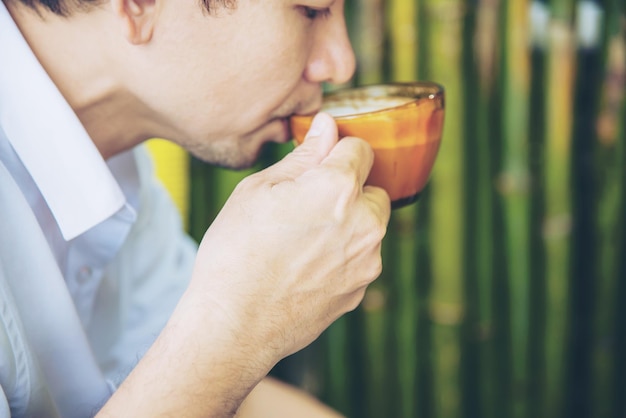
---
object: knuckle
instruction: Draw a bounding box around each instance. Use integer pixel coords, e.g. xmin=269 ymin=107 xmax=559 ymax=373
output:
xmin=366 ymin=258 xmax=384 ymax=285
xmin=343 ymin=135 xmax=371 ymax=152
xmin=338 ymin=170 xmax=361 ymax=192
xmin=372 ymin=256 xmax=383 ymax=277
xmin=336 ymin=136 xmax=372 ymax=164
xmin=347 ymin=288 xmax=368 ymax=312
xmin=321 ymin=164 xmax=359 ymax=193
xmin=374 ymin=219 xmax=388 ymax=241
xmin=354 ymin=254 xmax=383 ymax=288
xmin=344 ymin=136 xmax=374 ymax=163
xmin=361 ymin=209 xmax=388 ymax=242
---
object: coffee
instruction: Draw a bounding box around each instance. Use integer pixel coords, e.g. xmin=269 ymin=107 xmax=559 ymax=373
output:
xmin=329 ymin=100 xmax=444 ymax=205
xmin=290 ymin=82 xmax=445 ymax=209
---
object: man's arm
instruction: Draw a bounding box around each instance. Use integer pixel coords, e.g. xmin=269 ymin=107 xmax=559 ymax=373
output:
xmin=97 ymin=291 xmax=275 ymax=417
xmin=98 ymin=302 xmax=344 ymax=418
xmin=236 ymin=377 xmax=344 ymax=418
xmin=97 ymin=113 xmax=389 ymax=417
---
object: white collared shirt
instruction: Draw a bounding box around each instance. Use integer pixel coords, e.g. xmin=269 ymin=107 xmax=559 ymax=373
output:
xmin=0 ymin=3 xmax=196 ymax=417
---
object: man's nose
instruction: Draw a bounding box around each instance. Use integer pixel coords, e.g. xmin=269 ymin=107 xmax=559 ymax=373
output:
xmin=304 ymin=24 xmax=357 ymax=85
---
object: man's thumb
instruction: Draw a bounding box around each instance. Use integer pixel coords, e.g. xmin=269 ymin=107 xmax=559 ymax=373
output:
xmin=266 ymin=112 xmax=338 ymax=180
xmin=299 ymin=111 xmax=338 ymax=153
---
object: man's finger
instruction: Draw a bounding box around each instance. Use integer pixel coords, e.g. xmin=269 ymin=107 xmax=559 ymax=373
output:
xmin=320 ymin=136 xmax=375 ymax=188
xmin=363 ymin=185 xmax=391 ymax=224
xmin=264 ymin=113 xmax=339 ymax=182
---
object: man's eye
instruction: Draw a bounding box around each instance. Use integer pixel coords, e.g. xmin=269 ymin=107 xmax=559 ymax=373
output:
xmin=300 ymin=6 xmax=332 ymax=20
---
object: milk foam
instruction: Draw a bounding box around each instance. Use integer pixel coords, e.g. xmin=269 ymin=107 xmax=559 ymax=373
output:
xmin=323 ymin=97 xmax=413 ymax=117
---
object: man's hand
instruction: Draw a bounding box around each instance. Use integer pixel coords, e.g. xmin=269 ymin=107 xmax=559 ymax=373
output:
xmin=192 ymin=112 xmax=391 ymax=363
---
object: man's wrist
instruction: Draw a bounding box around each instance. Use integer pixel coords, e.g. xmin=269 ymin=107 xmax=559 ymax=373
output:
xmin=97 ymin=290 xmax=274 ymax=418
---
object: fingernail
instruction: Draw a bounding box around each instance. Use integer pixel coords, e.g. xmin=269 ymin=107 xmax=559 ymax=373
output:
xmin=306 ymin=113 xmax=328 ymax=138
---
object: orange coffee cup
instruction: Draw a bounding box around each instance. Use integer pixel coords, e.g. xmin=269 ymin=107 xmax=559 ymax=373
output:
xmin=290 ymin=82 xmax=445 ymax=209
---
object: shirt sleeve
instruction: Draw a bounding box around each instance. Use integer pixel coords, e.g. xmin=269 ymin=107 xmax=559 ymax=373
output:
xmin=0 ymin=386 xmax=10 ymax=418
xmin=87 ymin=146 xmax=198 ymax=387
xmin=0 ymin=266 xmax=62 ymax=418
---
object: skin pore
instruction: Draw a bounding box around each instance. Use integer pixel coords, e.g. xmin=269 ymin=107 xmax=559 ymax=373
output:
xmin=6 ymin=0 xmax=355 ymax=168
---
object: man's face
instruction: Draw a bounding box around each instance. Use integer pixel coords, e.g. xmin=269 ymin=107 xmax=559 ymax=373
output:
xmin=135 ymin=0 xmax=355 ymax=169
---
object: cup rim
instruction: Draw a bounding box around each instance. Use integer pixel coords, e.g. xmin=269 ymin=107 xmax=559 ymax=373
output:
xmin=316 ymin=81 xmax=445 ymax=120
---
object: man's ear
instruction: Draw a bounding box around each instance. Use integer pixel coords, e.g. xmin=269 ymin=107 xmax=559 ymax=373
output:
xmin=111 ymin=0 xmax=158 ymax=45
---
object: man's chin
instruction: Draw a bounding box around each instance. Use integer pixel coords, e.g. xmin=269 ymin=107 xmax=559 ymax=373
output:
xmin=186 ymin=118 xmax=292 ymax=170
xmin=189 ymin=148 xmax=258 ymax=171
xmin=189 ymin=138 xmax=285 ymax=171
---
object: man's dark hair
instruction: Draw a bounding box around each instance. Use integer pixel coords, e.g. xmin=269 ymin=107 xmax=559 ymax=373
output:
xmin=11 ymin=0 xmax=236 ymax=16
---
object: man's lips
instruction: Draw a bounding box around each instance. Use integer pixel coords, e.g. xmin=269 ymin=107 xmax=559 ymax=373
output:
xmin=266 ymin=93 xmax=323 ymax=143
xmin=279 ymin=117 xmax=291 ymax=143
xmin=271 ymin=107 xmax=323 ymax=143
xmin=261 ymin=117 xmax=292 ymax=144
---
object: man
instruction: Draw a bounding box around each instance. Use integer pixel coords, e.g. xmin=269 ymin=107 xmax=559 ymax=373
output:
xmin=0 ymin=0 xmax=390 ymax=416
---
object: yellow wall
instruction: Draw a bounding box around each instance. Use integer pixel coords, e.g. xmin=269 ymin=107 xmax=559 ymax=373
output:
xmin=145 ymin=138 xmax=189 ymax=228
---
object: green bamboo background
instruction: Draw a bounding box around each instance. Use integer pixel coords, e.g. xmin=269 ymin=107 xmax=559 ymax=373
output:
xmin=185 ymin=1 xmax=626 ymax=417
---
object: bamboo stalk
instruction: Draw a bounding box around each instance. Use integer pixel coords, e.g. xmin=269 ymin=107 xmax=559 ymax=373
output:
xmin=501 ymin=0 xmax=532 ymax=415
xmin=610 ymin=76 xmax=626 ymax=418
xmin=346 ymin=309 xmax=369 ymax=418
xmin=489 ymin=2 xmax=513 ymax=414
xmin=354 ymin=0 xmax=385 ymax=85
xmin=601 ymin=5 xmax=626 ymax=418
xmin=460 ymin=1 xmax=485 ymax=417
xmin=425 ymin=1 xmax=467 ymax=417
xmin=384 ymin=0 xmax=418 ymax=416
xmin=413 ymin=195 xmax=435 ymax=418
xmin=543 ymin=0 xmax=576 ymax=414
xmin=527 ymin=1 xmax=549 ymax=416
xmin=412 ymin=1 xmax=435 ymax=416
xmin=360 ymin=281 xmax=392 ymax=418
xmin=386 ymin=0 xmax=432 ymax=416
xmin=562 ymin=2 xmax=604 ymax=416
xmin=387 ymin=0 xmax=417 ymax=80
xmin=386 ymin=211 xmax=419 ymax=418
xmin=588 ymin=1 xmax=623 ymax=415
xmin=188 ymin=158 xmax=218 ymax=242
xmin=320 ymin=317 xmax=351 ymax=416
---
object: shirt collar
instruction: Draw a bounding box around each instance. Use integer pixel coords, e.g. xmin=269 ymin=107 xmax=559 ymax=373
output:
xmin=0 ymin=2 xmax=127 ymax=241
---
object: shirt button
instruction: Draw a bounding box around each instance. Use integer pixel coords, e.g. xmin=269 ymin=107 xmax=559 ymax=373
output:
xmin=77 ymin=266 xmax=93 ymax=283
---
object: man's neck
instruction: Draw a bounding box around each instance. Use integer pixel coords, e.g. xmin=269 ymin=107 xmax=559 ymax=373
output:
xmin=5 ymin=1 xmax=156 ymax=159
